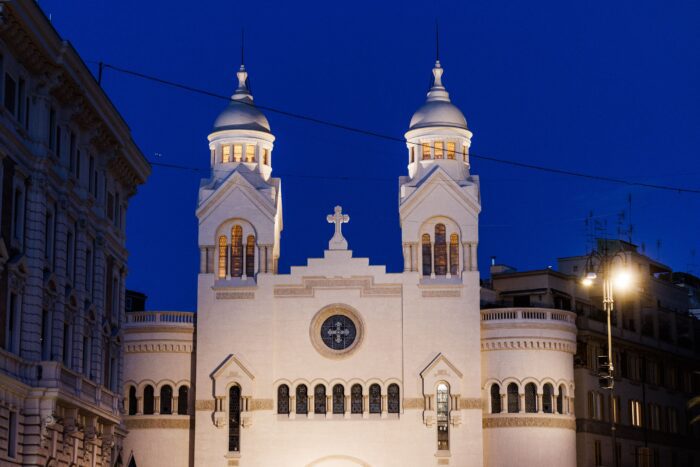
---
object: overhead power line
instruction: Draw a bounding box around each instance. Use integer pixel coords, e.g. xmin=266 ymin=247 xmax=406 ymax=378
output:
xmin=99 ymin=62 xmax=700 ymax=195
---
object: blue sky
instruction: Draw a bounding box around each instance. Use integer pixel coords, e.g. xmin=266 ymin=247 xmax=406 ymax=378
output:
xmin=41 ymin=0 xmax=700 ymax=311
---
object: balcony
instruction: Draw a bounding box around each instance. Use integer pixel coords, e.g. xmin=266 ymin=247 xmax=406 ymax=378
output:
xmin=125 ymin=311 xmax=196 ymax=327
xmin=481 ymin=307 xmax=576 ymax=325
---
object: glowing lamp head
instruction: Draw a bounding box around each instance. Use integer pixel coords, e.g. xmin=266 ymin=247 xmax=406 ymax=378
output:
xmin=582 ymin=271 xmax=597 ymax=287
xmin=613 ymin=269 xmax=633 ymax=291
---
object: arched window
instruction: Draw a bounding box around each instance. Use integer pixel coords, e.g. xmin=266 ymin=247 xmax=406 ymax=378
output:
xmin=436 ymin=383 xmax=450 ymax=451
xmin=434 ymin=224 xmax=447 ymax=276
xmin=422 ymin=234 xmax=432 ymax=276
xmin=490 ymin=384 xmax=501 ymax=414
xmin=128 ymin=386 xmax=137 ymax=415
xmin=228 ymin=386 xmax=241 ymax=452
xmin=218 ymin=236 xmax=227 ymax=278
xmin=314 ymin=385 xmax=326 ymax=414
xmin=231 ymin=226 xmax=243 ymax=277
xmin=388 ymin=384 xmax=400 ymax=414
xmin=525 ymin=383 xmax=537 ymax=413
xmin=178 ymin=385 xmax=189 ymax=415
xmin=449 ymin=233 xmax=459 ymax=276
xmin=143 ymin=385 xmax=154 ymax=415
xmin=507 ymin=383 xmax=519 ymax=413
xmin=351 ymin=384 xmax=363 ymax=414
xmin=369 ymin=384 xmax=381 ymax=414
xmin=332 ymin=384 xmax=345 ymax=414
xmin=557 ymin=385 xmax=566 ymax=414
xmin=296 ymin=385 xmax=308 ymax=415
xmin=245 ymin=235 xmax=255 ymax=278
xmin=543 ymin=383 xmax=553 ymax=414
xmin=160 ymin=385 xmax=173 ymax=414
xmin=277 ymin=384 xmax=290 ymax=415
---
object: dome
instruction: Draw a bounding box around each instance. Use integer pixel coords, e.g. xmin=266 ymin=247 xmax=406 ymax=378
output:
xmin=408 ymin=61 xmax=468 ymax=131
xmin=212 ymin=65 xmax=271 ymax=133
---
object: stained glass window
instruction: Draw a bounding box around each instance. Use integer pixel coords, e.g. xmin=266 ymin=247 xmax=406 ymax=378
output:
xmin=160 ymin=385 xmax=173 ymax=414
xmin=231 ymin=226 xmax=243 ymax=277
xmin=434 ymin=224 xmax=447 ymax=276
xmin=178 ymin=385 xmax=189 ymax=415
xmin=245 ymin=235 xmax=255 ymax=277
xmin=296 ymin=385 xmax=308 ymax=414
xmin=351 ymin=384 xmax=363 ymax=414
xmin=507 ymin=383 xmax=519 ymax=413
xmin=525 ymin=383 xmax=537 ymax=413
xmin=228 ymin=386 xmax=241 ymax=452
xmin=332 ymin=384 xmax=345 ymax=414
xmin=277 ymin=385 xmax=290 ymax=414
xmin=320 ymin=315 xmax=356 ymax=350
xmin=388 ymin=384 xmax=400 ymax=414
xmin=490 ymin=384 xmax=501 ymax=414
xmin=449 ymin=233 xmax=459 ymax=276
xmin=218 ymin=236 xmax=227 ymax=279
xmin=437 ymin=383 xmax=449 ymax=450
xmin=434 ymin=141 xmax=444 ymax=159
xmin=369 ymin=384 xmax=381 ymax=414
xmin=314 ymin=385 xmax=326 ymax=414
xmin=422 ymin=234 xmax=432 ymax=276
xmin=143 ymin=385 xmax=154 ymax=415
xmin=447 ymin=142 xmax=456 ymax=160
xmin=245 ymin=144 xmax=255 ymax=162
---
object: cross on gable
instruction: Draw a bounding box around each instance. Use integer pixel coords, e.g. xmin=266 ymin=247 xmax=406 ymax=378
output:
xmin=326 ymin=205 xmax=350 ymax=250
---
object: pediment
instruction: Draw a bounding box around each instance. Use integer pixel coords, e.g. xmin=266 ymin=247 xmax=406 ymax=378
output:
xmin=211 ymin=354 xmax=256 ymax=397
xmin=400 ymin=167 xmax=480 ymax=219
xmin=197 ymin=170 xmax=277 ymax=221
xmin=420 ymin=352 xmax=463 ymax=380
xmin=420 ymin=352 xmax=464 ymax=395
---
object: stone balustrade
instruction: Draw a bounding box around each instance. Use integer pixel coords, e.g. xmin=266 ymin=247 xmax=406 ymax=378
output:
xmin=125 ymin=311 xmax=196 ymax=326
xmin=481 ymin=307 xmax=576 ymax=325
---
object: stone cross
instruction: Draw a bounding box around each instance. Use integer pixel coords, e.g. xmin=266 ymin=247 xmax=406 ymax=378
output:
xmin=326 ymin=205 xmax=349 ymax=250
xmin=327 ymin=320 xmax=350 ymax=343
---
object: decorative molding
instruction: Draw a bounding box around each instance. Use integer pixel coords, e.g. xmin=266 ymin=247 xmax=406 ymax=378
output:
xmin=196 ymin=400 xmax=215 ymax=411
xmin=125 ymin=418 xmax=191 ymax=429
xmin=402 ymin=398 xmax=424 ymax=409
xmin=216 ymin=291 xmax=256 ymax=300
xmin=125 ymin=343 xmax=194 ymax=354
xmin=309 ymin=304 xmax=365 ymax=360
xmin=251 ymin=399 xmax=273 ymax=411
xmin=274 ymin=276 xmax=401 ymax=298
xmin=459 ymin=398 xmax=483 ymax=410
xmin=421 ymin=290 xmax=461 ymax=298
xmin=482 ymin=416 xmax=576 ymax=430
xmin=481 ymin=338 xmax=576 ymax=354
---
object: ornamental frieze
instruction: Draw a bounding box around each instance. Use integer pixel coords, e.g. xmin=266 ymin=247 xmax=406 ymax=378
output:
xmin=482 ymin=416 xmax=576 ymax=430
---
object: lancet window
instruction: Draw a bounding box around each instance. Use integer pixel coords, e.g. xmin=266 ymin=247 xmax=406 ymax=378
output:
xmin=436 ymin=383 xmax=450 ymax=450
xmin=218 ymin=236 xmax=227 ymax=279
xmin=245 ymin=235 xmax=255 ymax=277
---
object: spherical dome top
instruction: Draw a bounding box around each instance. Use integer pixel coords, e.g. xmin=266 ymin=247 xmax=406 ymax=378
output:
xmin=408 ymin=61 xmax=468 ymax=132
xmin=409 ymin=100 xmax=467 ymax=131
xmin=211 ymin=65 xmax=271 ymax=134
xmin=212 ymin=99 xmax=271 ymax=133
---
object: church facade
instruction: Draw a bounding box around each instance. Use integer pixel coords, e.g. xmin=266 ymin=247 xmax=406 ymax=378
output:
xmin=122 ymin=59 xmax=577 ymax=467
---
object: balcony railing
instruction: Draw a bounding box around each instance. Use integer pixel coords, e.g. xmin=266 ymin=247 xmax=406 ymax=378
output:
xmin=125 ymin=311 xmax=196 ymax=326
xmin=481 ymin=307 xmax=577 ymax=325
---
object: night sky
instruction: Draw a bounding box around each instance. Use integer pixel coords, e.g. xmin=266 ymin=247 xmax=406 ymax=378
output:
xmin=41 ymin=0 xmax=700 ymax=311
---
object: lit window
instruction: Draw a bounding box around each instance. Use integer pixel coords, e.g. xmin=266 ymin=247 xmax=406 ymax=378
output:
xmin=422 ymin=234 xmax=432 ymax=276
xmin=231 ymin=226 xmax=243 ymax=278
xmin=222 ymin=145 xmax=232 ymax=163
xmin=434 ymin=224 xmax=447 ymax=276
xmin=263 ymin=148 xmax=269 ymax=165
xmin=410 ymin=147 xmax=415 ymax=163
xmin=218 ymin=236 xmax=227 ymax=278
xmin=422 ymin=142 xmax=431 ymax=160
xmin=436 ymin=383 xmax=449 ymax=450
xmin=245 ymin=145 xmax=255 ymax=162
xmin=449 ymin=233 xmax=459 ymax=276
xmin=245 ymin=235 xmax=255 ymax=277
xmin=447 ymin=142 xmax=456 ymax=159
xmin=463 ymin=144 xmax=468 ymax=161
xmin=434 ymin=141 xmax=444 ymax=159
xmin=233 ymin=144 xmax=243 ymax=162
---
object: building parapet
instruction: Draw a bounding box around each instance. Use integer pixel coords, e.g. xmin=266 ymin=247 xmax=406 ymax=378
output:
xmin=481 ymin=308 xmax=576 ymax=325
xmin=125 ymin=311 xmax=196 ymax=327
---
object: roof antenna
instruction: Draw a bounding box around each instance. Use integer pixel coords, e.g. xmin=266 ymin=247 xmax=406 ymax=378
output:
xmin=241 ymin=28 xmax=245 ymax=67
xmin=435 ymin=19 xmax=440 ymax=62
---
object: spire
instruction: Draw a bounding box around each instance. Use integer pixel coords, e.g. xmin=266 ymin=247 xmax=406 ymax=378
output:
xmin=435 ymin=19 xmax=440 ymax=62
xmin=233 ymin=29 xmax=253 ymax=102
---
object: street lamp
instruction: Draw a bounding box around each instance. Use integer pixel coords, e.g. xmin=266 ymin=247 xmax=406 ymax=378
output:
xmin=581 ymin=242 xmax=634 ymax=467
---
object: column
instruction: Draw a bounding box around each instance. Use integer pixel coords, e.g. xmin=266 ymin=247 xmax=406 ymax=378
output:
xmin=537 ymin=394 xmax=543 ymax=413
xmin=403 ymin=243 xmax=411 ymax=272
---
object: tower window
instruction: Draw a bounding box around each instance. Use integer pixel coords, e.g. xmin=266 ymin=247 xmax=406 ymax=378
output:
xmin=507 ymin=383 xmax=519 ymax=413
xmin=233 ymin=144 xmax=243 ymax=162
xmin=128 ymin=386 xmax=137 ymax=415
xmin=447 ymin=142 xmax=456 ymax=160
xmin=231 ymin=226 xmax=243 ymax=278
xmin=463 ymin=144 xmax=468 ymax=162
xmin=449 ymin=233 xmax=459 ymax=276
xmin=434 ymin=141 xmax=444 ymax=159
xmin=557 ymin=385 xmax=566 ymax=414
xmin=543 ymin=383 xmax=553 ymax=413
xmin=490 ymin=383 xmax=501 ymax=413
xmin=422 ymin=234 xmax=432 ymax=276
xmin=436 ymin=383 xmax=450 ymax=450
xmin=422 ymin=142 xmax=431 ymax=160
xmin=222 ymin=145 xmax=232 ymax=163
xmin=434 ymin=224 xmax=447 ymax=276
xmin=410 ymin=146 xmax=415 ymax=163
xmin=525 ymin=383 xmax=537 ymax=413
xmin=263 ymin=148 xmax=269 ymax=165
xmin=143 ymin=385 xmax=155 ymax=414
xmin=178 ymin=385 xmax=189 ymax=415
xmin=245 ymin=235 xmax=255 ymax=277
xmin=218 ymin=236 xmax=227 ymax=278
xmin=160 ymin=385 xmax=173 ymax=414
xmin=245 ymin=144 xmax=255 ymax=162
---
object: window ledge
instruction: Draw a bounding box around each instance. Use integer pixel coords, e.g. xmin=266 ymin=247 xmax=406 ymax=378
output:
xmin=418 ymin=276 xmax=463 ymax=287
xmin=435 ymin=450 xmax=451 ymax=458
xmin=225 ymin=451 xmax=241 ymax=459
xmin=213 ymin=278 xmax=257 ymax=289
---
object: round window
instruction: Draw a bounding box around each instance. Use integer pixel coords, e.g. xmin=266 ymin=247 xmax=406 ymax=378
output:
xmin=320 ymin=315 xmax=357 ymax=350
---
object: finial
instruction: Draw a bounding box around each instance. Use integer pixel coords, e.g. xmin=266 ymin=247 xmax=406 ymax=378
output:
xmin=435 ymin=19 xmax=440 ymax=62
xmin=241 ymin=28 xmax=245 ymax=67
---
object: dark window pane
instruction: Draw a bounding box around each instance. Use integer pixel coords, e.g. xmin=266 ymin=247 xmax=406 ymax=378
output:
xmin=277 ymin=385 xmax=290 ymax=414
xmin=178 ymin=386 xmax=189 ymax=415
xmin=296 ymin=385 xmax=308 ymax=415
xmin=507 ymin=383 xmax=519 ymax=413
xmin=351 ymin=384 xmax=363 ymax=414
xmin=314 ymin=385 xmax=326 ymax=414
xmin=369 ymin=384 xmax=381 ymax=414
xmin=228 ymin=386 xmax=241 ymax=452
xmin=332 ymin=384 xmax=344 ymax=414
xmin=490 ymin=384 xmax=501 ymax=414
xmin=388 ymin=384 xmax=400 ymax=414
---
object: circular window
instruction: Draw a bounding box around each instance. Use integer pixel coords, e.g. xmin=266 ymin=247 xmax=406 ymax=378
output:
xmin=310 ymin=305 xmax=364 ymax=359
xmin=320 ymin=315 xmax=357 ymax=350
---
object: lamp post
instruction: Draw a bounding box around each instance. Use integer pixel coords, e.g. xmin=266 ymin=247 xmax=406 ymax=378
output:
xmin=582 ymin=241 xmax=632 ymax=467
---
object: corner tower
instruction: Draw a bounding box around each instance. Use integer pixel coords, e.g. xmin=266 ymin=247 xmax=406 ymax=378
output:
xmin=399 ymin=59 xmax=480 ymax=277
xmin=196 ymin=63 xmax=282 ymax=280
